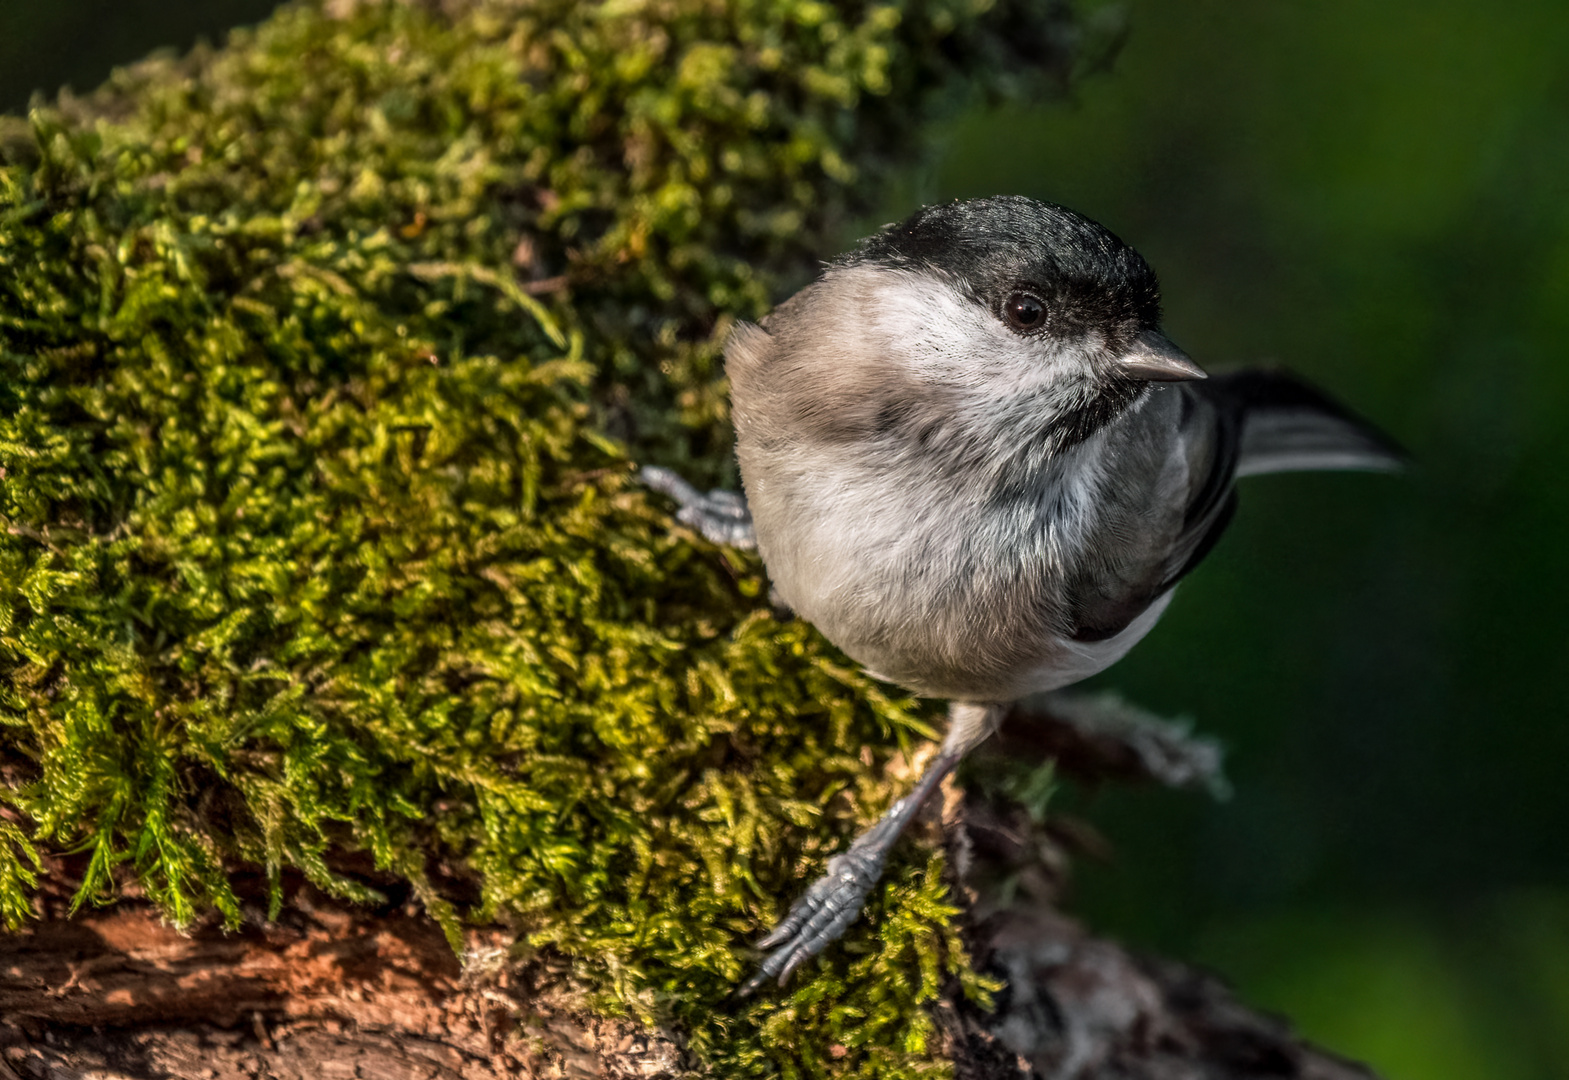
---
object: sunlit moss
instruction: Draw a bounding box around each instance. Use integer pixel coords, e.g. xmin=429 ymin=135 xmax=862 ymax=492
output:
xmin=0 ymin=0 xmax=1080 ymax=1073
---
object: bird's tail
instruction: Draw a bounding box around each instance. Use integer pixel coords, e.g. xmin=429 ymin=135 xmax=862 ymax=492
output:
xmin=1205 ymin=369 xmax=1406 ymax=478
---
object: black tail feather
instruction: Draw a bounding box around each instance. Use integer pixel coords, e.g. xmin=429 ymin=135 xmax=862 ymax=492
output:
xmin=1202 ymin=369 xmax=1406 ymax=478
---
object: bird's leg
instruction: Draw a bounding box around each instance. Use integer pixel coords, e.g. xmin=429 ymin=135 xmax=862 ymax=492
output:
xmin=742 ymin=701 xmax=1004 ymax=994
xmin=639 ymin=465 xmax=756 ymax=550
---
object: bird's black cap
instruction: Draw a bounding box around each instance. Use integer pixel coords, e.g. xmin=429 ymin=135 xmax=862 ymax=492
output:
xmin=841 ymin=196 xmax=1163 ymax=339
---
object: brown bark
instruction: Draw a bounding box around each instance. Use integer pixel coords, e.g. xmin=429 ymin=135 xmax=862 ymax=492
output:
xmin=0 ymin=895 xmax=1376 ymax=1080
xmin=0 ymin=702 xmax=1378 ymax=1080
xmin=0 ymin=892 xmax=691 ymax=1079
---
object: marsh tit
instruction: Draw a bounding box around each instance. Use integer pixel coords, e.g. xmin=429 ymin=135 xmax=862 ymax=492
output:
xmin=645 ymin=196 xmax=1401 ymax=991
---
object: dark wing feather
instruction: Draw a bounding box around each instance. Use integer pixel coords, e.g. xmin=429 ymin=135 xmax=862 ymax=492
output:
xmin=1156 ymin=382 xmax=1245 ymax=593
xmin=1068 ymin=368 xmax=1399 ymax=641
xmin=1067 ymin=383 xmax=1240 ymax=640
xmin=1212 ymin=368 xmax=1406 ymax=477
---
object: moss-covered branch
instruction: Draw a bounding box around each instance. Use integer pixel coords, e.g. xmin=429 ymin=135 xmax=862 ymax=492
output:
xmin=0 ymin=0 xmax=1103 ymax=1074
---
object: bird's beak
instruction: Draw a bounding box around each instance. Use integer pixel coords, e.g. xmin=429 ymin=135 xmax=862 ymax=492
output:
xmin=1116 ymin=330 xmax=1208 ymax=382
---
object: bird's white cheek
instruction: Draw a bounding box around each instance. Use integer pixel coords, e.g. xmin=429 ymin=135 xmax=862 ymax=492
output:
xmin=871 ymin=285 xmax=992 ymax=383
xmin=977 ymin=335 xmax=1096 ymax=398
xmin=890 ymin=299 xmax=1066 ymax=390
xmin=856 ymin=268 xmax=1098 ymax=406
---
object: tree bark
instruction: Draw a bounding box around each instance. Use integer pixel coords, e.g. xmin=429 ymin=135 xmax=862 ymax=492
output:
xmin=0 ymin=898 xmax=1375 ymax=1080
xmin=0 ymin=701 xmax=1378 ymax=1080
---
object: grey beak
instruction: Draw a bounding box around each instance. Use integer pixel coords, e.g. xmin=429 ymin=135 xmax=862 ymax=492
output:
xmin=1117 ymin=330 xmax=1208 ymax=382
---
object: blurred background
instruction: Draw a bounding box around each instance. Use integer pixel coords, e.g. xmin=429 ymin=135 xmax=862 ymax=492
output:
xmin=4 ymin=1 xmax=1566 ymax=1077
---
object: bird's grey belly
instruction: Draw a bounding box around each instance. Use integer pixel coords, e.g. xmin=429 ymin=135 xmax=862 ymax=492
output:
xmin=829 ymin=587 xmax=1173 ymax=702
xmin=760 ymin=491 xmax=1175 ymax=702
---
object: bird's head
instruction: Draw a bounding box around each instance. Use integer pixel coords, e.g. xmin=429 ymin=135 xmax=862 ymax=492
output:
xmin=726 ymin=196 xmax=1204 ymax=468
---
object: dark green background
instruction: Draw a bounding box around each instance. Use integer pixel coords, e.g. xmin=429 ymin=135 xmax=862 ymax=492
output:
xmin=5 ymin=2 xmax=1567 ymax=1077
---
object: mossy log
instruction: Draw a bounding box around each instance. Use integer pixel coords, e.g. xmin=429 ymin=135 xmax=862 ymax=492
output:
xmin=0 ymin=704 xmax=1373 ymax=1079
xmin=0 ymin=1 xmax=1378 ymax=1075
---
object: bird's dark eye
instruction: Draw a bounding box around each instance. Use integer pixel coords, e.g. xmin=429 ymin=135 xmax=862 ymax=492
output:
xmin=1002 ymin=291 xmax=1046 ymax=332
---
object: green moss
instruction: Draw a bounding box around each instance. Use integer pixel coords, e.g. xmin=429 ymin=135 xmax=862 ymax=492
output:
xmin=0 ymin=0 xmax=1084 ymax=1073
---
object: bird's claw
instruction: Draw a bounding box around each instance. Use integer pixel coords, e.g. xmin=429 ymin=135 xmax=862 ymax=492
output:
xmin=639 ymin=466 xmax=757 ymax=550
xmin=741 ymin=847 xmax=884 ymax=995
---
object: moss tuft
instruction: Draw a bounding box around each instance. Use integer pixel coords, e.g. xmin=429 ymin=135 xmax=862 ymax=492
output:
xmin=0 ymin=0 xmax=1081 ymax=1072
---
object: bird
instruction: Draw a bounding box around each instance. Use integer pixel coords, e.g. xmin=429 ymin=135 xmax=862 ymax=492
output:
xmin=642 ymin=195 xmax=1402 ymax=993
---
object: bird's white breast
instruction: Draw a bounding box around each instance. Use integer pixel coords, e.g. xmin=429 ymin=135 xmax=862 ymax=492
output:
xmin=727 ymin=266 xmax=1182 ymax=703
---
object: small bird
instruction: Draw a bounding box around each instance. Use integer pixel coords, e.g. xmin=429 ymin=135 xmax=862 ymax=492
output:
xmin=645 ymin=196 xmax=1401 ymax=992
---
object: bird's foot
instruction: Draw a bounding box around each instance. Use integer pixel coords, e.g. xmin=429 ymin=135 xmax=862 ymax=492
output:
xmin=639 ymin=466 xmax=756 ymax=550
xmin=741 ymin=844 xmax=886 ymax=995
xmin=740 ymin=746 xmax=966 ymax=994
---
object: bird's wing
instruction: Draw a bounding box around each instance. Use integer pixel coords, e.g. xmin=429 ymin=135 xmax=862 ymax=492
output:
xmin=1066 ymin=369 xmax=1402 ymax=642
xmin=1154 ymin=381 xmax=1246 ymax=593
xmin=1065 ymin=383 xmax=1242 ymax=641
